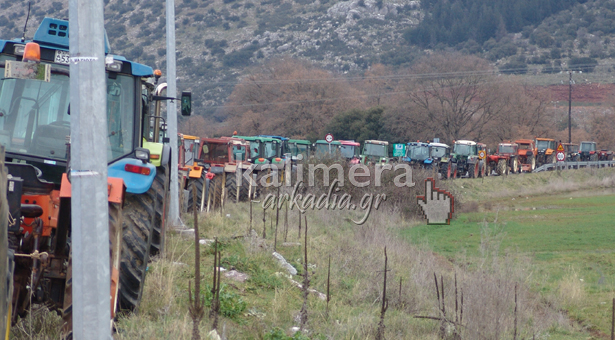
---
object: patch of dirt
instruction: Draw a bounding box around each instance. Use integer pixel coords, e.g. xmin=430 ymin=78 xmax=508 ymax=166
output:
xmin=545 ymin=83 xmax=615 ymax=104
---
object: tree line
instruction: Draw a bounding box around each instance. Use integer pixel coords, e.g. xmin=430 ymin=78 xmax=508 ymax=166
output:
xmin=180 ymin=53 xmax=615 ymax=150
xmin=405 ymin=0 xmax=585 ymax=48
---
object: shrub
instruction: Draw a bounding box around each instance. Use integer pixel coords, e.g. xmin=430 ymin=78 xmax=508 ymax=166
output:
xmin=203 ymin=284 xmax=247 ymax=319
xmin=568 ymin=56 xmax=598 ymax=73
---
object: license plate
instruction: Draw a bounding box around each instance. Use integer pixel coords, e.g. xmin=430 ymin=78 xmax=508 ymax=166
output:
xmin=54 ymin=50 xmax=70 ymax=65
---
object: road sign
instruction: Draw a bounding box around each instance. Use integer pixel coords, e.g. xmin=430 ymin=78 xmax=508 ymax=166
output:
xmin=556 ymin=143 xmax=565 ymax=162
xmin=478 ymin=150 xmax=486 ymax=160
xmin=393 ymin=143 xmax=405 ymax=157
xmin=325 ymin=133 xmax=334 ymax=143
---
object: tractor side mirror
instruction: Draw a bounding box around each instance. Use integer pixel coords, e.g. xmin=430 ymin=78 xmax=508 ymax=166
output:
xmin=181 ymin=91 xmax=192 ymax=116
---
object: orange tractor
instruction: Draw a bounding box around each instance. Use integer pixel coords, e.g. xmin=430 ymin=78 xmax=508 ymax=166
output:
xmin=178 ymin=134 xmax=205 ymax=211
xmin=515 ymin=139 xmax=537 ymax=172
xmin=535 ymin=137 xmax=557 ymax=167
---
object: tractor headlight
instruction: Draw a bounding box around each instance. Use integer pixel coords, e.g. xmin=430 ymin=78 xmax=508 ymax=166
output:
xmin=135 ymin=148 xmax=150 ymax=163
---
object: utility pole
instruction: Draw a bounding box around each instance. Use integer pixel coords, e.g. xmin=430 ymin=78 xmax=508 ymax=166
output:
xmin=166 ymin=0 xmax=180 ymax=226
xmin=568 ymin=71 xmax=572 ymax=143
xmin=69 ymin=0 xmax=111 ymax=338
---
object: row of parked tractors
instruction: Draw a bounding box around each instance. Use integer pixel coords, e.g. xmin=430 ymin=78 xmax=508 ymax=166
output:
xmin=176 ymin=134 xmax=615 ymax=211
xmin=402 ymin=138 xmax=613 ymax=179
xmin=175 ymin=134 xmax=396 ymax=212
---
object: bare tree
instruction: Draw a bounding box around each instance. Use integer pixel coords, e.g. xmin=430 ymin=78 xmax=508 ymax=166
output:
xmin=395 ymin=53 xmax=506 ymax=143
xmin=224 ymin=58 xmax=364 ymax=138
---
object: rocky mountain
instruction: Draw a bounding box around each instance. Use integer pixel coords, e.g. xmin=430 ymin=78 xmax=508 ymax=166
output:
xmin=1 ymin=0 xmax=615 ymax=122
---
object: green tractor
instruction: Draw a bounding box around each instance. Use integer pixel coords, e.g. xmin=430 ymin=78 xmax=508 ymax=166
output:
xmin=360 ymin=140 xmax=390 ymax=165
xmin=0 ymin=18 xmax=189 ymax=333
xmin=287 ymin=139 xmax=311 ymax=161
xmin=450 ymin=140 xmax=481 ymax=178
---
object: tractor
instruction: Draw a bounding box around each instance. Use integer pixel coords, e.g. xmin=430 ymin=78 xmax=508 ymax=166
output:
xmin=486 ymin=142 xmax=520 ymax=176
xmin=178 ymin=134 xmax=205 ymax=212
xmin=403 ymin=142 xmax=433 ymax=169
xmin=579 ymin=141 xmax=598 ymax=161
xmin=197 ymin=137 xmax=251 ymax=206
xmin=314 ymin=140 xmax=342 ymax=159
xmin=287 ymin=139 xmax=311 ymax=162
xmin=0 ymin=148 xmax=10 ymax=339
xmin=562 ymin=143 xmax=580 ymax=162
xmin=360 ymin=140 xmax=389 ymax=165
xmin=340 ymin=140 xmax=361 ymax=164
xmin=535 ymin=137 xmax=557 ymax=166
xmin=428 ymin=142 xmax=452 ymax=179
xmin=515 ymin=139 xmax=537 ymax=172
xmin=450 ymin=140 xmax=481 ymax=178
xmin=0 ymin=18 xmax=189 ymax=333
xmin=597 ymin=149 xmax=613 ymax=161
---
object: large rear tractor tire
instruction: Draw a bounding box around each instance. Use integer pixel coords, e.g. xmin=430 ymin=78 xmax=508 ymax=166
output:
xmin=62 ymin=201 xmax=123 ymax=339
xmin=496 ymin=159 xmax=507 ymax=176
xmin=118 ymin=189 xmax=155 ymax=311
xmin=187 ymin=173 xmax=205 ymax=213
xmin=149 ymin=166 xmax=169 ymax=256
xmin=226 ymin=171 xmax=245 ymax=203
xmin=528 ymin=155 xmax=536 ymax=171
xmin=471 ymin=162 xmax=479 ymax=178
xmin=546 ymin=154 xmax=555 ymax=164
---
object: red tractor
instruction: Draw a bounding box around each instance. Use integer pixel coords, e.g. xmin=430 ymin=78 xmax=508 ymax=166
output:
xmin=515 ymin=139 xmax=537 ymax=172
xmin=598 ymin=149 xmax=614 ymax=161
xmin=197 ymin=137 xmax=252 ymax=206
xmin=486 ymin=142 xmax=520 ymax=175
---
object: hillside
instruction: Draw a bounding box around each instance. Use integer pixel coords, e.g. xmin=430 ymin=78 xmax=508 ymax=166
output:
xmin=2 ymin=0 xmax=615 ymax=122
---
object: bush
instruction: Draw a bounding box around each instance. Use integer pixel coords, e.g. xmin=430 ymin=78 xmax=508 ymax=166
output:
xmin=203 ymin=284 xmax=247 ymax=319
xmin=499 ymin=59 xmax=528 ymax=74
xmin=568 ymin=56 xmax=598 ymax=73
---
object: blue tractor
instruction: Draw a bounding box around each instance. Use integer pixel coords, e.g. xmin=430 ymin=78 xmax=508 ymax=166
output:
xmin=0 ymin=17 xmax=190 ymax=334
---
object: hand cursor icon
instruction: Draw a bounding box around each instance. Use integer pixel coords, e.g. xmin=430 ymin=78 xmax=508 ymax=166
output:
xmin=417 ymin=178 xmax=454 ymax=225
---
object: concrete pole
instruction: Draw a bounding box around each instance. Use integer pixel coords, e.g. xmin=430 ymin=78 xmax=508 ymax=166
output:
xmin=166 ymin=0 xmax=180 ymax=226
xmin=568 ymin=71 xmax=572 ymax=143
xmin=68 ymin=0 xmax=111 ymax=338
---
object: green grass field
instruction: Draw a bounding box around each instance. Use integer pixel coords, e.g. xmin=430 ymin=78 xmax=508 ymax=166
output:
xmin=405 ymin=172 xmax=615 ymax=338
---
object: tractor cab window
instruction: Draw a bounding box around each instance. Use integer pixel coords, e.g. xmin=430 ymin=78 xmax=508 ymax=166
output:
xmin=363 ymin=143 xmax=386 ymax=157
xmin=296 ymin=144 xmax=308 ymax=158
xmin=201 ymin=142 xmax=228 ymax=162
xmin=264 ymin=141 xmax=277 ymax=158
xmin=518 ymin=144 xmax=530 ymax=150
xmin=431 ymin=147 xmax=447 ymax=158
xmin=453 ymin=144 xmax=475 ymax=156
xmin=580 ymin=143 xmax=595 ymax=152
xmin=408 ymin=145 xmax=429 ymax=160
xmin=0 ymin=69 xmax=70 ymax=160
xmin=106 ymin=75 xmax=135 ymax=161
xmin=340 ymin=145 xmax=357 ymax=159
xmin=249 ymin=141 xmax=260 ymax=158
xmin=183 ymin=139 xmax=196 ymax=165
xmin=498 ymin=145 xmax=516 ymax=154
xmin=536 ymin=140 xmax=550 ymax=150
xmin=232 ymin=144 xmax=246 ymax=161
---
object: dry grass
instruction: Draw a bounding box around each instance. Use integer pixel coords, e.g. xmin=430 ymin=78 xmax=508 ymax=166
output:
xmin=557 ymin=267 xmax=586 ymax=308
